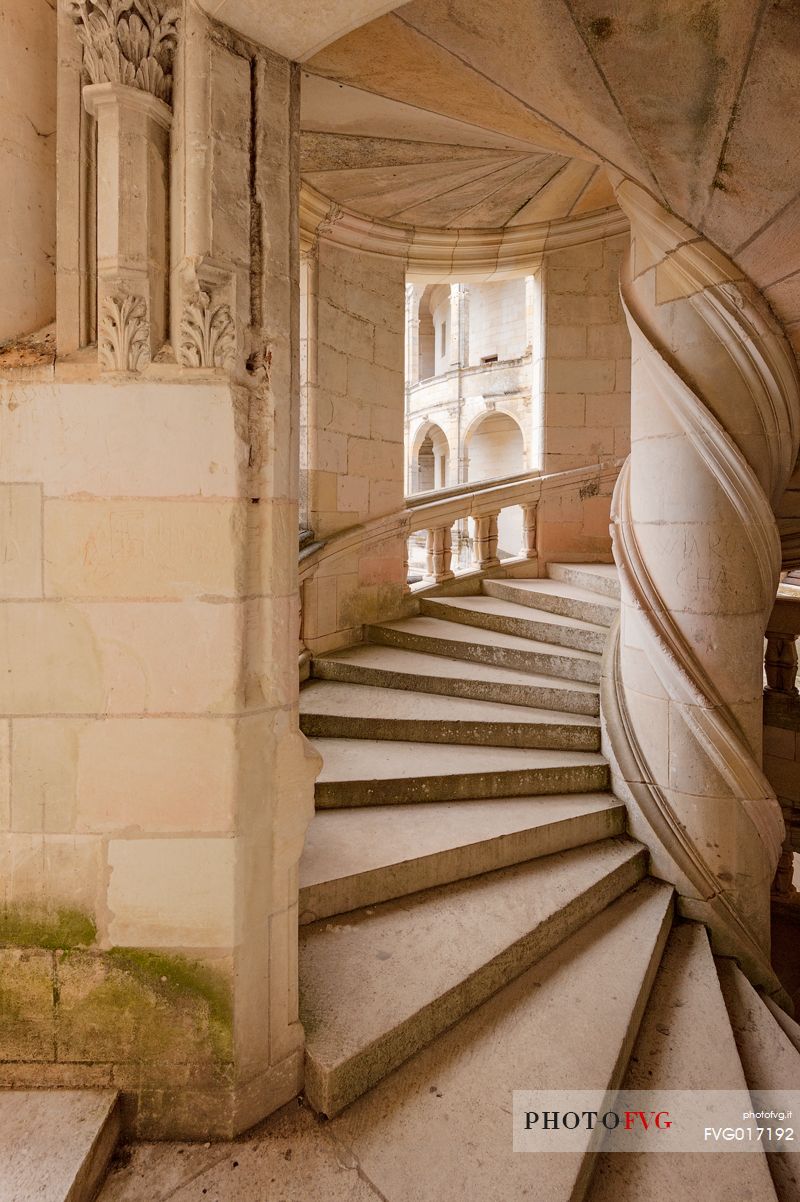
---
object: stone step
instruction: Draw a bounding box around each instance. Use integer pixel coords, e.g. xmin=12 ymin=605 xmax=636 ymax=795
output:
xmin=717 ymin=959 xmax=800 ymax=1202
xmin=763 ymin=993 xmax=800 ymax=1056
xmin=301 ymin=837 xmax=648 ymax=1117
xmin=547 ymin=561 xmax=621 ymax=601
xmin=312 ymin=644 xmax=600 ymax=717
xmin=590 ymin=924 xmax=778 ymax=1201
xmin=366 ymin=614 xmax=602 ymax=683
xmin=299 ymin=680 xmax=600 ymax=750
xmin=419 ymin=593 xmax=607 ymax=654
xmin=483 ymin=577 xmax=619 ymax=627
xmin=312 ymin=738 xmax=609 ymax=808
xmin=0 ymin=1089 xmax=120 ymax=1202
xmin=299 ymin=793 xmax=627 ymax=922
xmin=327 ymin=879 xmax=673 ymax=1200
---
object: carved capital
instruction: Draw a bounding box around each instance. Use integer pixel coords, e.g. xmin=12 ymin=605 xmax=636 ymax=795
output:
xmin=99 ymin=293 xmax=151 ymax=371
xmin=65 ymin=0 xmax=179 ymax=105
xmin=180 ymin=292 xmax=236 ymax=369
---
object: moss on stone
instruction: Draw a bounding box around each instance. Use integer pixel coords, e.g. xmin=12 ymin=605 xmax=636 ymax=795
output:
xmin=0 ymin=906 xmax=96 ymax=949
xmin=107 ymin=947 xmax=232 ymax=1030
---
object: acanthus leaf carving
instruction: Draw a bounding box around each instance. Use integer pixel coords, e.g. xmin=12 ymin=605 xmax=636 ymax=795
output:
xmin=99 ymin=293 xmax=151 ymax=371
xmin=66 ymin=0 xmax=179 ymax=104
xmin=180 ymin=292 xmax=237 ymax=369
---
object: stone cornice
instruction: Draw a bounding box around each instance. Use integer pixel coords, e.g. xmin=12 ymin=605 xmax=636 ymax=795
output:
xmin=299 ymin=183 xmax=629 ymax=280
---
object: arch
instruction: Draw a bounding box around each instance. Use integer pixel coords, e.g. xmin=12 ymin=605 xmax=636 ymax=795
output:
xmin=464 ymin=410 xmax=526 ymax=557
xmin=410 ymin=421 xmax=451 ymax=493
xmin=463 ymin=409 xmax=527 ymax=477
xmin=200 ymin=1 xmax=406 ymax=62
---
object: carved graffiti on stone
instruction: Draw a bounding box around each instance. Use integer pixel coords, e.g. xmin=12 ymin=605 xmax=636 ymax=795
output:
xmin=99 ymin=293 xmax=151 ymax=371
xmin=66 ymin=0 xmax=179 ymax=104
xmin=180 ymin=292 xmax=237 ymax=369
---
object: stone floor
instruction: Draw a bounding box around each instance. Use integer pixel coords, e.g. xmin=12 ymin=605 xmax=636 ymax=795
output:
xmin=98 ymin=1100 xmax=383 ymax=1202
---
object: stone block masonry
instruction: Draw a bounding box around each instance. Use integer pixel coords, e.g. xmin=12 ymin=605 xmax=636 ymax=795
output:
xmin=0 ymin=1 xmax=320 ymax=1139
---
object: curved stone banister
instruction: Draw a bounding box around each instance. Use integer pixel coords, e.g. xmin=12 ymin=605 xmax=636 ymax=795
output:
xmin=299 ymin=459 xmax=623 ymax=657
xmin=604 ymin=180 xmax=800 ymax=996
xmin=300 ymin=459 xmax=623 ymax=581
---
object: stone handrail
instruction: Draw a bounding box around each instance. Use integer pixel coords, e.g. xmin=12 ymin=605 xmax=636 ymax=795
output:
xmin=299 ymin=459 xmax=623 ymax=587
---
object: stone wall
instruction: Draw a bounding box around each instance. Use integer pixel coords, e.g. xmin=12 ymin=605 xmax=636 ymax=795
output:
xmin=539 ymin=232 xmax=631 ymax=474
xmin=0 ymin=0 xmax=56 ymax=342
xmin=304 ymin=239 xmax=406 ymax=538
xmin=468 ymin=278 xmax=528 ymax=365
xmin=301 ymin=238 xmax=408 ymax=652
xmin=536 ymin=231 xmax=630 ymax=563
xmin=0 ymin=6 xmax=318 ymax=1139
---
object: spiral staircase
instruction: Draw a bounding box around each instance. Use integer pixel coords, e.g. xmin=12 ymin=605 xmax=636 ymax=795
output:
xmin=297 ymin=562 xmax=800 ymax=1201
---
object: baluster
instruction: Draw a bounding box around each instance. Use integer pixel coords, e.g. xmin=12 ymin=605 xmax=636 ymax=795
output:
xmin=765 ymin=632 xmax=799 ymax=696
xmin=773 ymin=847 xmax=798 ymax=897
xmin=472 ymin=512 xmax=500 ymax=569
xmin=425 ymin=525 xmax=454 ymax=582
xmin=519 ymin=504 xmax=538 ymax=559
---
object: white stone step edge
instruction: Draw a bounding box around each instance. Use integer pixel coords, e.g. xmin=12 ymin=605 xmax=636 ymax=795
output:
xmin=0 ymin=1089 xmax=120 ymax=1202
xmin=547 ymin=561 xmax=621 ymax=601
xmin=418 ymin=595 xmax=607 ymax=654
xmin=299 ymin=798 xmax=628 ymax=923
xmin=303 ymin=842 xmax=650 ymax=1117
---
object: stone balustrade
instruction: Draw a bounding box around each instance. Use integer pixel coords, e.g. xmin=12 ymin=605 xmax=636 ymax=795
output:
xmin=299 ymin=458 xmax=622 ymax=655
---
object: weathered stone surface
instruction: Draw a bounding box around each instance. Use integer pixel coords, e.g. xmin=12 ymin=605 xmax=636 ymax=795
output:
xmin=312 ymin=737 xmax=608 ymax=807
xmin=0 ymin=1088 xmax=120 ymax=1202
xmin=591 ymin=924 xmax=777 ymax=1200
xmin=314 ymin=642 xmax=601 ymax=714
xmin=301 ymin=838 xmax=646 ymax=1115
xmin=299 ymin=793 xmax=624 ymax=920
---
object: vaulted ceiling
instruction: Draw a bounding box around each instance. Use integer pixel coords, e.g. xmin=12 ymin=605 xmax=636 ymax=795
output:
xmin=202 ymin=0 xmax=800 ymax=353
xmin=300 ymin=76 xmax=617 ymax=229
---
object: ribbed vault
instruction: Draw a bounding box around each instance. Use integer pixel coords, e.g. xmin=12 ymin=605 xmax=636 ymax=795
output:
xmin=201 ymin=0 xmax=800 ymax=354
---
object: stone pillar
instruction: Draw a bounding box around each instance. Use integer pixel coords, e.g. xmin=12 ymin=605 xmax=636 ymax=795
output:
xmin=603 ymin=180 xmax=800 ymax=984
xmin=0 ymin=6 xmax=319 ymax=1140
xmin=406 ymin=282 xmax=421 ymax=387
xmin=83 ymin=83 xmax=171 ymax=368
xmin=449 ymin=282 xmax=469 ymax=368
xmin=67 ymin=0 xmax=179 ymax=368
xmin=0 ymin=2 xmax=56 ymax=342
xmin=524 ymin=273 xmax=537 ymax=355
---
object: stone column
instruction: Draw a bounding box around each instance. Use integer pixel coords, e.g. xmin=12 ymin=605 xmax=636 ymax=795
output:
xmin=406 ymin=282 xmax=421 ymax=387
xmin=603 ymin=180 xmax=800 ymax=986
xmin=67 ymin=0 xmax=179 ymax=368
xmin=0 ymin=3 xmax=56 ymax=342
xmin=448 ymin=283 xmax=469 ymax=368
xmin=83 ymin=83 xmax=171 ymax=368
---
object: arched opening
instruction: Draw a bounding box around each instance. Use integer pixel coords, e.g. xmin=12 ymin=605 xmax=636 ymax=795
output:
xmin=465 ymin=411 xmax=526 ymax=557
xmin=413 ymin=422 xmax=450 ymax=493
